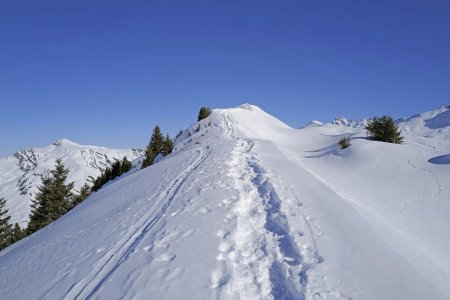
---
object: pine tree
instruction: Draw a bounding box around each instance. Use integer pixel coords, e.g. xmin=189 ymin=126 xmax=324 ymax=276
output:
xmin=161 ymin=134 xmax=174 ymax=157
xmin=198 ymin=106 xmax=211 ymax=122
xmin=142 ymin=125 xmax=164 ymax=169
xmin=71 ymin=183 xmax=91 ymax=209
xmin=92 ymin=176 xmax=102 ymax=192
xmin=11 ymin=223 xmax=26 ymax=244
xmin=27 ymin=159 xmax=74 ymax=234
xmin=0 ymin=197 xmax=13 ymax=251
xmin=111 ymin=160 xmax=122 ymax=180
xmin=366 ymin=116 xmax=403 ymax=144
xmin=338 ymin=136 xmax=351 ymax=149
xmin=121 ymin=157 xmax=133 ymax=173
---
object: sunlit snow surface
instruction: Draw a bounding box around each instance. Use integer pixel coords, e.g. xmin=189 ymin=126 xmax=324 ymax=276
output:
xmin=1 ymin=105 xmax=449 ymax=299
xmin=0 ymin=140 xmax=143 ymax=226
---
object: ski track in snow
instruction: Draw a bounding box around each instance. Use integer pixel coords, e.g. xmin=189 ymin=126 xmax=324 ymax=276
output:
xmin=2 ymin=105 xmax=449 ymax=300
xmin=62 ymin=146 xmax=212 ymax=300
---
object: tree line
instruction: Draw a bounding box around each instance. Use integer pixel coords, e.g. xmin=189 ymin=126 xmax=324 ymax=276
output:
xmin=92 ymin=157 xmax=133 ymax=192
xmin=0 ymin=159 xmax=91 ymax=250
xmin=1 ymin=106 xmax=212 ymax=251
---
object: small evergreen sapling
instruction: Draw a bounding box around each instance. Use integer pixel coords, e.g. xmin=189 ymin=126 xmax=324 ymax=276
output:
xmin=338 ymin=136 xmax=351 ymax=149
xmin=198 ymin=107 xmax=211 ymax=122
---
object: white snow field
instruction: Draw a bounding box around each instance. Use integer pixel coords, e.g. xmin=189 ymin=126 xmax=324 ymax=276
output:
xmin=0 ymin=139 xmax=143 ymax=226
xmin=0 ymin=104 xmax=449 ymax=299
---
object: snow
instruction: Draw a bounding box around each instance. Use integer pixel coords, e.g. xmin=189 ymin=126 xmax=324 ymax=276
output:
xmin=0 ymin=139 xmax=143 ymax=226
xmin=331 ymin=116 xmax=369 ymax=128
xmin=300 ymin=120 xmax=323 ymax=129
xmin=1 ymin=105 xmax=450 ymax=299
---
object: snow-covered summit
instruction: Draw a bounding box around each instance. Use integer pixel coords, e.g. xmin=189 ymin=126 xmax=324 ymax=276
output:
xmin=0 ymin=139 xmax=143 ymax=226
xmin=52 ymin=138 xmax=81 ymax=147
xmin=396 ymin=105 xmax=450 ymax=144
xmin=331 ymin=116 xmax=369 ymax=128
xmin=1 ymin=104 xmax=450 ymax=299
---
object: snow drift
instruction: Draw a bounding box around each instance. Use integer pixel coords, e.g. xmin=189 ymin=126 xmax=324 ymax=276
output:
xmin=0 ymin=104 xmax=449 ymax=299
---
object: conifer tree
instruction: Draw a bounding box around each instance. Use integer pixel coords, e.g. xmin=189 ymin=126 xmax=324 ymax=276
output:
xmin=338 ymin=136 xmax=351 ymax=149
xmin=27 ymin=159 xmax=74 ymax=234
xmin=0 ymin=197 xmax=13 ymax=251
xmin=198 ymin=106 xmax=211 ymax=122
xmin=161 ymin=134 xmax=174 ymax=157
xmin=142 ymin=125 xmax=164 ymax=169
xmin=92 ymin=176 xmax=102 ymax=192
xmin=11 ymin=223 xmax=26 ymax=244
xmin=366 ymin=116 xmax=403 ymax=144
xmin=121 ymin=157 xmax=133 ymax=173
xmin=111 ymin=160 xmax=122 ymax=180
xmin=71 ymin=183 xmax=91 ymax=209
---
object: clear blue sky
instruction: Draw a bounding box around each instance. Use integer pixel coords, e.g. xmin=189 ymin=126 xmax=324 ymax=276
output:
xmin=1 ymin=1 xmax=449 ymax=156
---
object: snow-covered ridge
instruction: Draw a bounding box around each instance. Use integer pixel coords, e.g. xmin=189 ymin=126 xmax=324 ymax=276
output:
xmin=301 ymin=120 xmax=324 ymax=129
xmin=1 ymin=104 xmax=450 ymax=299
xmin=0 ymin=139 xmax=143 ymax=226
xmin=331 ymin=116 xmax=370 ymax=128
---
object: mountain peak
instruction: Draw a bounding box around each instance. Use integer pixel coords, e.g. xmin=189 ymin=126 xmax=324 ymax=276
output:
xmin=52 ymin=138 xmax=79 ymax=147
xmin=238 ymin=103 xmax=259 ymax=111
xmin=331 ymin=117 xmax=369 ymax=128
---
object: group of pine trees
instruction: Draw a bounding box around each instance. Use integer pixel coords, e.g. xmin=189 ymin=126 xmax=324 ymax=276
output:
xmin=1 ymin=106 xmax=209 ymax=251
xmin=92 ymin=157 xmax=133 ymax=192
xmin=339 ymin=115 xmax=403 ymax=150
xmin=0 ymin=159 xmax=90 ymax=250
xmin=27 ymin=159 xmax=91 ymax=234
xmin=0 ymin=198 xmax=26 ymax=251
xmin=142 ymin=126 xmax=174 ymax=169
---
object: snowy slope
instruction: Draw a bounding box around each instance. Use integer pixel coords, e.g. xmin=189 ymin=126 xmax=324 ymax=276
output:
xmin=0 ymin=104 xmax=449 ymax=299
xmin=0 ymin=139 xmax=143 ymax=226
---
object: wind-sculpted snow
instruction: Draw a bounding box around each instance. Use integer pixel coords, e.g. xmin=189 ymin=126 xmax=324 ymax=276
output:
xmin=1 ymin=105 xmax=450 ymax=299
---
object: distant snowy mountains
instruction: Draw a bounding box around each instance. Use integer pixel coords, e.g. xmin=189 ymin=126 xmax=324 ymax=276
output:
xmin=0 ymin=139 xmax=143 ymax=226
xmin=0 ymin=104 xmax=450 ymax=299
xmin=303 ymin=105 xmax=450 ymax=135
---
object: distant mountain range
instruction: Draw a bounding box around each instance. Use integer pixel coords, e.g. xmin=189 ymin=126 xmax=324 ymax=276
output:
xmin=0 ymin=139 xmax=143 ymax=226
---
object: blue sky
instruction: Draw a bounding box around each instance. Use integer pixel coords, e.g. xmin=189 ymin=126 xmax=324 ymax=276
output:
xmin=1 ymin=1 xmax=449 ymax=156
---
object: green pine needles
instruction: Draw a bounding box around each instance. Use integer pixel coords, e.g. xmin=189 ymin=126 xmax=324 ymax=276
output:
xmin=141 ymin=126 xmax=174 ymax=169
xmin=366 ymin=116 xmax=403 ymax=144
xmin=338 ymin=136 xmax=351 ymax=149
xmin=27 ymin=159 xmax=75 ymax=234
xmin=0 ymin=197 xmax=13 ymax=250
xmin=92 ymin=157 xmax=133 ymax=192
xmin=198 ymin=106 xmax=211 ymax=122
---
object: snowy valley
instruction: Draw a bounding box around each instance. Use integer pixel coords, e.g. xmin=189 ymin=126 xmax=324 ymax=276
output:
xmin=0 ymin=104 xmax=449 ymax=299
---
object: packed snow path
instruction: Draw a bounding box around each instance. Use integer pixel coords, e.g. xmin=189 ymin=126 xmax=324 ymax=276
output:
xmin=1 ymin=104 xmax=450 ymax=299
